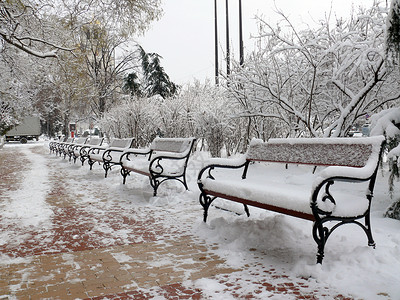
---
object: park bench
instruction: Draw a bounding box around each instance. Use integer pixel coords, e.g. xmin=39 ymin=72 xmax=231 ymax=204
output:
xmin=73 ymin=137 xmax=104 ymax=165
xmin=55 ymin=137 xmax=74 ymax=157
xmin=66 ymin=137 xmax=89 ymax=162
xmin=87 ymin=138 xmax=135 ymax=177
xmin=197 ymin=136 xmax=385 ymax=264
xmin=49 ymin=137 xmax=65 ymax=154
xmin=120 ymin=137 xmax=196 ymax=196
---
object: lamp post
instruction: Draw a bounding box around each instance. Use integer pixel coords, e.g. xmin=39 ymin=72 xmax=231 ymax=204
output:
xmin=239 ymin=0 xmax=244 ymax=66
xmin=225 ymin=0 xmax=230 ymax=76
xmin=214 ymin=0 xmax=219 ymax=85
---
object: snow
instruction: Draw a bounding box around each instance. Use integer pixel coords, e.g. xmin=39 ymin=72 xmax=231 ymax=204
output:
xmin=1 ymin=141 xmax=400 ymax=299
xmin=121 ymin=137 xmax=195 ymax=174
xmin=0 ymin=146 xmax=53 ymax=228
xmin=151 ymin=137 xmax=195 ymax=153
xmin=200 ymin=136 xmax=384 ymax=217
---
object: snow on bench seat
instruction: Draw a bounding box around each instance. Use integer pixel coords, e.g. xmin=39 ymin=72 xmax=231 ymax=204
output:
xmin=197 ymin=135 xmax=385 ymax=264
xmin=87 ymin=138 xmax=135 ymax=177
xmin=73 ymin=137 xmax=104 ymax=165
xmin=201 ymin=163 xmax=370 ymax=220
xmin=120 ymin=137 xmax=196 ymax=196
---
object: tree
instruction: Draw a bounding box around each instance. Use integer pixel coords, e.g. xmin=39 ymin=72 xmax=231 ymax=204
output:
xmin=139 ymin=47 xmax=179 ymax=99
xmin=0 ymin=0 xmax=162 ymax=58
xmin=370 ymin=0 xmax=400 ymax=220
xmin=0 ymin=0 xmax=163 ymax=129
xmin=386 ymin=0 xmax=400 ymax=65
xmin=123 ymin=73 xmax=142 ymax=97
xmin=227 ymin=2 xmax=398 ymax=139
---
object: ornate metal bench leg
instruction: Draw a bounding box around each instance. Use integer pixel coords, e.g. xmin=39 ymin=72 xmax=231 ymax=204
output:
xmin=120 ymin=168 xmax=130 ymax=184
xmin=103 ymin=162 xmax=110 ymax=178
xmin=182 ymin=172 xmax=189 ymax=190
xmin=365 ymin=214 xmax=376 ymax=248
xmin=313 ymin=221 xmax=327 ymax=264
xmin=149 ymin=177 xmax=159 ymax=196
xmin=199 ymin=193 xmax=215 ymax=222
xmin=88 ymin=159 xmax=94 ymax=170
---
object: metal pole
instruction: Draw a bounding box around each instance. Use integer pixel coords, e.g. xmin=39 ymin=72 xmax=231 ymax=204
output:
xmin=214 ymin=0 xmax=219 ymax=85
xmin=225 ymin=0 xmax=230 ymax=76
xmin=239 ymin=0 xmax=244 ymax=66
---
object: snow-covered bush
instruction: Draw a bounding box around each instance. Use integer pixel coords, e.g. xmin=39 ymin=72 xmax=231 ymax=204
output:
xmin=227 ymin=2 xmax=397 ymax=138
xmin=99 ymin=81 xmax=239 ymax=157
xmin=370 ymin=108 xmax=400 ymax=219
xmin=99 ymin=96 xmax=158 ymax=147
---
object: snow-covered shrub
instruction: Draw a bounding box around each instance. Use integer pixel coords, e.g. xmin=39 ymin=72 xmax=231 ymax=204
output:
xmin=185 ymin=81 xmax=236 ymax=157
xmin=227 ymin=2 xmax=397 ymax=138
xmin=99 ymin=96 xmax=158 ymax=147
xmin=370 ymin=108 xmax=400 ymax=219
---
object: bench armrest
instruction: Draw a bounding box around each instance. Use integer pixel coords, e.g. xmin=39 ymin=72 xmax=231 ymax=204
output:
xmin=148 ymin=151 xmax=193 ymax=175
xmin=310 ymin=160 xmax=380 ymax=218
xmin=88 ymin=145 xmax=107 ymax=152
xmin=103 ymin=147 xmax=132 ymax=162
xmin=120 ymin=148 xmax=152 ymax=164
xmin=79 ymin=145 xmax=93 ymax=156
xmin=197 ymin=156 xmax=248 ymax=183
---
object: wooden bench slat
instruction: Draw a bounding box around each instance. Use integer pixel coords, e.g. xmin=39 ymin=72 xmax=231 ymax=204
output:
xmin=247 ymin=137 xmax=380 ymax=167
xmin=203 ymin=189 xmax=315 ymax=221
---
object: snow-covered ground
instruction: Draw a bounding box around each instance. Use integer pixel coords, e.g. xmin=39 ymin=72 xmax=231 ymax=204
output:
xmin=1 ymin=141 xmax=400 ymax=299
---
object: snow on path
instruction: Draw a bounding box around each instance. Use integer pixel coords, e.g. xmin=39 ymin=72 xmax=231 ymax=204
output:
xmin=1 ymin=142 xmax=400 ymax=299
xmin=0 ymin=146 xmax=53 ymax=228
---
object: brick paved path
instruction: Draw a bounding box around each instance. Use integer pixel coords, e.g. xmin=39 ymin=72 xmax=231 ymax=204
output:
xmin=0 ymin=144 xmax=351 ymax=299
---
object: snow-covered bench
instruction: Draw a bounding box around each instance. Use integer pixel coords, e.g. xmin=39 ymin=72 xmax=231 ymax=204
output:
xmin=55 ymin=137 xmax=74 ymax=157
xmin=87 ymin=138 xmax=135 ymax=177
xmin=197 ymin=136 xmax=385 ymax=264
xmin=120 ymin=137 xmax=196 ymax=196
xmin=49 ymin=137 xmax=63 ymax=154
xmin=65 ymin=137 xmax=88 ymax=161
xmin=73 ymin=137 xmax=104 ymax=165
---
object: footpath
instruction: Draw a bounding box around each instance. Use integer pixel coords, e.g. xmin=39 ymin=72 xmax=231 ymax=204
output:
xmin=0 ymin=144 xmax=351 ymax=299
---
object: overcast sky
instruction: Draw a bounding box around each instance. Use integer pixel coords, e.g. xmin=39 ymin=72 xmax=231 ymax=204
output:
xmin=137 ymin=0 xmax=376 ymax=85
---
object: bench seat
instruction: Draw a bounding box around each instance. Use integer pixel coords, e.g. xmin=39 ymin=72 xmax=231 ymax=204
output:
xmin=201 ymin=163 xmax=370 ymax=220
xmin=87 ymin=138 xmax=135 ymax=177
xmin=122 ymin=152 xmax=188 ymax=176
xmin=120 ymin=137 xmax=196 ymax=196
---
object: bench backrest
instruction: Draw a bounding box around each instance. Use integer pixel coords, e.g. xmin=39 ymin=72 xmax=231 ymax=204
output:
xmin=88 ymin=137 xmax=104 ymax=146
xmin=150 ymin=137 xmax=196 ymax=153
xmin=247 ymin=136 xmax=385 ymax=168
xmin=65 ymin=137 xmax=74 ymax=143
xmin=109 ymin=138 xmax=135 ymax=148
xmin=73 ymin=137 xmax=88 ymax=145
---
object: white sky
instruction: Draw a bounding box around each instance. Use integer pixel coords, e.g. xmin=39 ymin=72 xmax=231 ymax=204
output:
xmin=137 ymin=0 xmax=376 ymax=85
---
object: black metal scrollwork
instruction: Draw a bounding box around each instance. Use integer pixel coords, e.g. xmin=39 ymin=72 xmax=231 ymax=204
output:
xmin=152 ymin=158 xmax=164 ymax=175
xmin=322 ymin=180 xmax=336 ymax=205
xmin=199 ymin=193 xmax=216 ymax=222
xmin=207 ymin=166 xmax=215 ymax=180
xmin=313 ymin=180 xmax=336 ymax=216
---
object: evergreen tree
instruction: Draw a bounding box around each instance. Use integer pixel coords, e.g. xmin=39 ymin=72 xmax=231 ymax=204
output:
xmin=387 ymin=0 xmax=400 ymax=65
xmin=139 ymin=46 xmax=179 ymax=99
xmin=384 ymin=1 xmax=400 ymax=220
xmin=123 ymin=73 xmax=142 ymax=97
